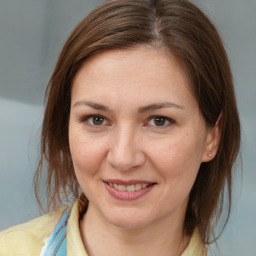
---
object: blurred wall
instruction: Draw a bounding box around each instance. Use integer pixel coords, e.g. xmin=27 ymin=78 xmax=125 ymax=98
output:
xmin=0 ymin=0 xmax=255 ymax=255
xmin=0 ymin=0 xmax=104 ymax=229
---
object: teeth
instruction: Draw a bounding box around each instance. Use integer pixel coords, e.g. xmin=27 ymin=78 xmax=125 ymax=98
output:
xmin=135 ymin=184 xmax=142 ymax=191
xmin=127 ymin=185 xmax=135 ymax=192
xmin=118 ymin=185 xmax=126 ymax=191
xmin=108 ymin=182 xmax=150 ymax=191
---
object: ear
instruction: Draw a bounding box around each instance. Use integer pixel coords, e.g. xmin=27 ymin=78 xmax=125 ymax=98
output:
xmin=201 ymin=114 xmax=222 ymax=162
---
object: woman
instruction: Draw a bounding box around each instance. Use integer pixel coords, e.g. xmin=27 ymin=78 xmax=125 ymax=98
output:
xmin=0 ymin=0 xmax=240 ymax=255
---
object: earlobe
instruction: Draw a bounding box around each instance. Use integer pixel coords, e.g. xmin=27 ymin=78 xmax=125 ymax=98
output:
xmin=201 ymin=114 xmax=222 ymax=162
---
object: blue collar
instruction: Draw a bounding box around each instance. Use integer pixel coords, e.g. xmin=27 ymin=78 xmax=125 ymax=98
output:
xmin=40 ymin=209 xmax=70 ymax=256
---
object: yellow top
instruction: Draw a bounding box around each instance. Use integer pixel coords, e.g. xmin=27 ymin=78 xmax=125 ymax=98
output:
xmin=0 ymin=201 xmax=207 ymax=256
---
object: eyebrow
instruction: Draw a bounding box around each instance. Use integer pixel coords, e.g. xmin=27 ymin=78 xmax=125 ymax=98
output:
xmin=73 ymin=101 xmax=109 ymax=110
xmin=73 ymin=101 xmax=184 ymax=112
xmin=138 ymin=102 xmax=184 ymax=113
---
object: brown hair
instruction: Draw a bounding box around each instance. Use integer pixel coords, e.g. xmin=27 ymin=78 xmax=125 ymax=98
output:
xmin=34 ymin=0 xmax=240 ymax=244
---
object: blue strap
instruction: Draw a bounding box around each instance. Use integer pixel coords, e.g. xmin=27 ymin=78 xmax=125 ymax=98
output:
xmin=40 ymin=209 xmax=70 ymax=256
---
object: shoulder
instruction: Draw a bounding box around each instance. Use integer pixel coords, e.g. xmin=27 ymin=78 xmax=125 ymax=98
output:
xmin=0 ymin=206 xmax=68 ymax=256
xmin=182 ymin=228 xmax=207 ymax=256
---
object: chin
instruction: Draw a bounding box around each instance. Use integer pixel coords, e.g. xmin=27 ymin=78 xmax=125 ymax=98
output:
xmin=103 ymin=208 xmax=153 ymax=229
xmin=109 ymin=217 xmax=148 ymax=230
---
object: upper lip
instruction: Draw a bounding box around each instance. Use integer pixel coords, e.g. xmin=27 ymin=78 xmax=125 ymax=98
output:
xmin=104 ymin=179 xmax=156 ymax=186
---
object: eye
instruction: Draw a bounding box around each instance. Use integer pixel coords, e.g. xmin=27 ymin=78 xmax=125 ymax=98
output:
xmin=147 ymin=116 xmax=174 ymax=127
xmin=82 ymin=115 xmax=108 ymax=126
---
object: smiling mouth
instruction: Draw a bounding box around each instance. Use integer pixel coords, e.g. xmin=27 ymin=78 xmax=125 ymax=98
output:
xmin=105 ymin=182 xmax=153 ymax=192
xmin=104 ymin=180 xmax=156 ymax=200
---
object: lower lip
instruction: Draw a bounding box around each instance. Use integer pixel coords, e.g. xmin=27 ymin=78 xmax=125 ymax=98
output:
xmin=104 ymin=183 xmax=155 ymax=200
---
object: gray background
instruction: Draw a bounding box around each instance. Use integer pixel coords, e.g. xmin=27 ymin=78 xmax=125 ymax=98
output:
xmin=0 ymin=0 xmax=255 ymax=255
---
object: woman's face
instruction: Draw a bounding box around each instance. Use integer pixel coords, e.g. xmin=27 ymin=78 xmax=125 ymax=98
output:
xmin=69 ymin=45 xmax=215 ymax=229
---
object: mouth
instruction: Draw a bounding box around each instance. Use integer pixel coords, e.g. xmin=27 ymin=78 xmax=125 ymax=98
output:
xmin=103 ymin=180 xmax=156 ymax=200
xmin=105 ymin=182 xmax=153 ymax=192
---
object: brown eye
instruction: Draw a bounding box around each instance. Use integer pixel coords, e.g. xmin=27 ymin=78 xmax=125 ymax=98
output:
xmin=84 ymin=115 xmax=107 ymax=126
xmin=153 ymin=117 xmax=166 ymax=126
xmin=147 ymin=116 xmax=173 ymax=127
xmin=92 ymin=116 xmax=105 ymax=125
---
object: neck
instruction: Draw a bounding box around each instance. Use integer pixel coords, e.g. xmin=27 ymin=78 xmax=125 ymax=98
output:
xmin=79 ymin=204 xmax=190 ymax=256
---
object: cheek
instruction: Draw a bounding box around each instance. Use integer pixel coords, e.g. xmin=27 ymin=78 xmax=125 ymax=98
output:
xmin=148 ymin=139 xmax=202 ymax=209
xmin=69 ymin=130 xmax=106 ymax=178
xmin=146 ymin=132 xmax=204 ymax=182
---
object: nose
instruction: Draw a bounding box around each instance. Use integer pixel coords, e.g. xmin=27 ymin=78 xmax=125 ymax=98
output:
xmin=106 ymin=124 xmax=146 ymax=172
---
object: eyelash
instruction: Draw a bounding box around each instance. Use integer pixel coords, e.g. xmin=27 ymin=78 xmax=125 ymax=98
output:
xmin=79 ymin=114 xmax=175 ymax=128
xmin=80 ymin=114 xmax=109 ymax=127
xmin=146 ymin=116 xmax=175 ymax=127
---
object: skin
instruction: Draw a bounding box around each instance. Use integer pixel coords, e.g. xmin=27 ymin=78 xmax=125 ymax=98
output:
xmin=69 ymin=45 xmax=220 ymax=256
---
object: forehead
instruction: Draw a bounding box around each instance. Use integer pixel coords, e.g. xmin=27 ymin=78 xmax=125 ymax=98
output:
xmin=73 ymin=45 xmax=189 ymax=84
xmin=71 ymin=45 xmax=195 ymax=107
